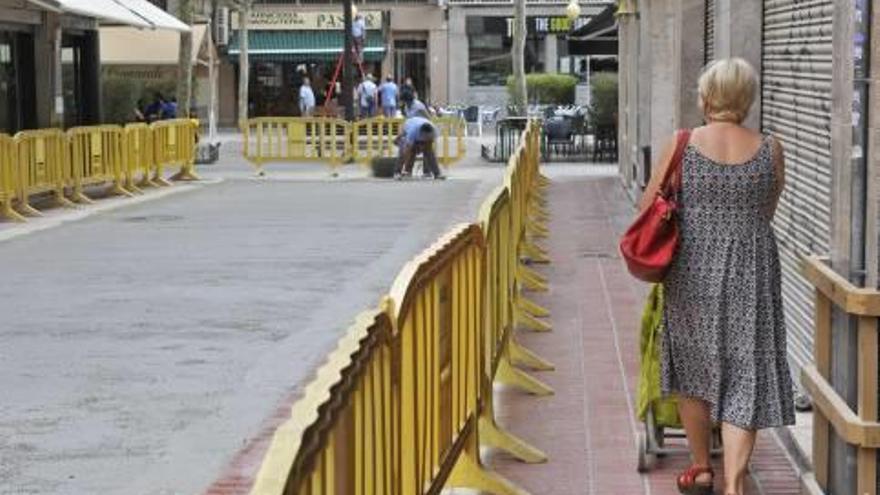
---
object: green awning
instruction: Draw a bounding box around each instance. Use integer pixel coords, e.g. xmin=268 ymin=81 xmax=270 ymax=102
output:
xmin=227 ymin=30 xmax=385 ymax=62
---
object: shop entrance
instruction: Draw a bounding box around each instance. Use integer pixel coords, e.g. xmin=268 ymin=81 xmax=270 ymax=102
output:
xmin=394 ymin=39 xmax=427 ymax=103
xmin=0 ymin=30 xmax=35 ymax=133
xmin=61 ymin=31 xmax=100 ymax=127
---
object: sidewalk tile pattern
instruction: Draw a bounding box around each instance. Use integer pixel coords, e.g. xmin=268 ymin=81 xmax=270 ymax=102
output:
xmin=488 ymin=176 xmax=802 ymax=495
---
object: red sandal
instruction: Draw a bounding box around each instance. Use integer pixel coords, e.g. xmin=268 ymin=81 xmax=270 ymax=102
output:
xmin=677 ymin=465 xmax=714 ymax=495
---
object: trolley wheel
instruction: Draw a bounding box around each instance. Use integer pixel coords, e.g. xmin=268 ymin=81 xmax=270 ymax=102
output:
xmin=645 ymin=409 xmax=665 ymax=449
xmin=637 ymin=432 xmax=657 ymax=473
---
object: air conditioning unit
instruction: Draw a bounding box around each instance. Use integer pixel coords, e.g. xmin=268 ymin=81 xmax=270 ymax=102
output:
xmin=215 ymin=7 xmax=229 ymax=46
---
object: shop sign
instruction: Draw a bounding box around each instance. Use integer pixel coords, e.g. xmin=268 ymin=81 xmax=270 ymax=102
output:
xmin=231 ymin=8 xmax=383 ymax=31
xmin=505 ymin=16 xmax=589 ymax=36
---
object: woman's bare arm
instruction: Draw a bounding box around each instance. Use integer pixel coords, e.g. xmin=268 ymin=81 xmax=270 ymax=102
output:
xmin=637 ymin=136 xmax=678 ymax=212
xmin=770 ymin=136 xmax=786 ymax=215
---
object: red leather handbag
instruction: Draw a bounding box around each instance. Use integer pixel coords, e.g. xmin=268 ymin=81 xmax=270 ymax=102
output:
xmin=619 ymin=129 xmax=691 ymax=282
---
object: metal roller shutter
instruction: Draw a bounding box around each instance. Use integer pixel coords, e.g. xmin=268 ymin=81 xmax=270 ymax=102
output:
xmin=761 ymin=0 xmax=834 ymax=382
xmin=705 ymin=0 xmax=715 ymax=64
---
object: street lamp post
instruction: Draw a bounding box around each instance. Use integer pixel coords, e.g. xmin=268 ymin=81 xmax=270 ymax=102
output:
xmin=342 ymin=0 xmax=355 ymax=121
xmin=566 ymin=0 xmax=580 ymax=23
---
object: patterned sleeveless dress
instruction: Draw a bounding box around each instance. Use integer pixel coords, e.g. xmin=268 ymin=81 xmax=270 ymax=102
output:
xmin=660 ymin=135 xmax=796 ymax=430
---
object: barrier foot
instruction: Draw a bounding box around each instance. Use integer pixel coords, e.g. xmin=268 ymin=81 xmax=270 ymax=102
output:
xmin=528 ymin=213 xmax=550 ymax=230
xmin=125 ymin=181 xmax=145 ymax=195
xmin=479 ymin=415 xmax=548 ymax=464
xmin=111 ymin=184 xmax=136 ymax=198
xmin=138 ymin=177 xmax=160 ymax=189
xmin=447 ymin=450 xmax=532 ymax=495
xmin=510 ymin=338 xmax=555 ymax=371
xmin=515 ymin=305 xmax=552 ymax=332
xmin=530 ymin=207 xmax=550 ymax=222
xmin=62 ymin=189 xmax=87 ymax=208
xmin=2 ymin=203 xmax=27 ymax=222
xmin=517 ymin=266 xmax=548 ymax=292
xmin=496 ymin=358 xmax=554 ymax=396
xmin=527 ymin=224 xmax=549 ymax=239
xmin=522 ymin=242 xmax=551 ymax=264
xmin=154 ymin=175 xmax=174 ymax=187
xmin=18 ymin=202 xmax=43 ymax=217
xmin=170 ymin=168 xmax=201 ymax=182
xmin=517 ymin=295 xmax=550 ymax=318
xmin=518 ymin=263 xmax=548 ymax=284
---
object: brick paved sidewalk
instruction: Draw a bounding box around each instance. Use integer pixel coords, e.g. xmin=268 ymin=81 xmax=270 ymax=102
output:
xmin=487 ymin=175 xmax=802 ymax=495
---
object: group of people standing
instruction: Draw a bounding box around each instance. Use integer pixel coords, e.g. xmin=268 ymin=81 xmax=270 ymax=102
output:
xmin=134 ymin=92 xmax=178 ymax=123
xmin=296 ymin=72 xmax=425 ymax=121
xmin=357 ymin=74 xmax=421 ymax=119
xmin=295 ymin=70 xmax=441 ymax=180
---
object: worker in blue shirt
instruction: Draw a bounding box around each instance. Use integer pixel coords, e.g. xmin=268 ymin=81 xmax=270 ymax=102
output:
xmin=393 ymin=110 xmax=444 ymax=180
xmin=405 ymin=95 xmax=429 ymax=118
xmin=378 ymin=75 xmax=399 ymax=117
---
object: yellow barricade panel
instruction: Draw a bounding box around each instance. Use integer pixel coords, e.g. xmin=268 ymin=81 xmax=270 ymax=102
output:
xmin=249 ymin=120 xmax=545 ymax=495
xmin=14 ymin=129 xmax=71 ymax=213
xmin=67 ymin=125 xmax=130 ymax=200
xmin=242 ymin=117 xmax=351 ymax=173
xmin=124 ymin=123 xmax=160 ymax=188
xmin=151 ymin=118 xmax=200 ymax=182
xmin=0 ymin=133 xmax=24 ymax=222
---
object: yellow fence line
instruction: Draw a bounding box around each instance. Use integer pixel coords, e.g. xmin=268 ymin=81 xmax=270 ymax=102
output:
xmin=241 ymin=117 xmax=352 ymax=175
xmin=14 ymin=128 xmax=73 ymax=216
xmin=152 ymin=118 xmax=200 ymax=182
xmin=250 ymin=120 xmax=551 ymax=495
xmin=242 ymin=116 xmax=467 ymax=174
xmin=0 ymin=119 xmax=200 ymax=223
xmin=67 ymin=125 xmax=133 ymax=202
xmin=0 ymin=134 xmax=24 ymax=222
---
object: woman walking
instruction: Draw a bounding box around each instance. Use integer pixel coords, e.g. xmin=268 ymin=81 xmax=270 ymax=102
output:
xmin=638 ymin=58 xmax=795 ymax=495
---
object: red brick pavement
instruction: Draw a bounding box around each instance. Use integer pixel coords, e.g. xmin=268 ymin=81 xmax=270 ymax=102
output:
xmin=487 ymin=176 xmax=802 ymax=495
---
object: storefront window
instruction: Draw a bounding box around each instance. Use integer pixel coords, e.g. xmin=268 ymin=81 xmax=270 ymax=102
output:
xmin=467 ymin=16 xmax=557 ymax=87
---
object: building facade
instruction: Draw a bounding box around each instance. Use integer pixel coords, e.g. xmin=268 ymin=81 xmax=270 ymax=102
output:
xmin=617 ymin=1 xmax=879 ymax=493
xmin=0 ymin=0 xmax=103 ymax=132
xmin=216 ymin=0 xmax=614 ymax=124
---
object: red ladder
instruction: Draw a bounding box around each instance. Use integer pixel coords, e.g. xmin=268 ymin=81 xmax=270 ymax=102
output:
xmin=323 ymin=46 xmax=367 ymax=113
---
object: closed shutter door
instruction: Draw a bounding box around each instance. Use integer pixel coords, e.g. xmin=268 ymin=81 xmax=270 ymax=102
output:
xmin=705 ymin=0 xmax=715 ymax=64
xmin=761 ymin=0 xmax=834 ymax=380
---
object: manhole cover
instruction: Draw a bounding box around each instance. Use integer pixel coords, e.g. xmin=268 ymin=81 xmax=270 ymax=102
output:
xmin=121 ymin=214 xmax=183 ymax=223
xmin=579 ymin=251 xmax=616 ymax=259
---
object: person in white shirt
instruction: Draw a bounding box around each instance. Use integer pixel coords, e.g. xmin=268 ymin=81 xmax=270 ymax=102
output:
xmin=298 ymin=77 xmax=316 ymax=116
xmin=357 ymin=75 xmax=378 ymax=119
xmin=352 ymin=14 xmax=366 ymax=61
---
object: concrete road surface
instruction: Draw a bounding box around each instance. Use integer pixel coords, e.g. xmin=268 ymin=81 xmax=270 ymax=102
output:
xmin=0 ymin=135 xmax=614 ymax=494
xmin=0 ymin=141 xmax=508 ymax=494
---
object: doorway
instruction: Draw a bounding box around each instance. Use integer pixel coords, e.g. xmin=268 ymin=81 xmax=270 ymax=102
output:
xmin=0 ymin=30 xmax=35 ymax=133
xmin=394 ymin=38 xmax=428 ymax=103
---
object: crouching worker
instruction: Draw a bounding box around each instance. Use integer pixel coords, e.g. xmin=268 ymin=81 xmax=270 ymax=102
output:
xmin=394 ymin=113 xmax=445 ymax=180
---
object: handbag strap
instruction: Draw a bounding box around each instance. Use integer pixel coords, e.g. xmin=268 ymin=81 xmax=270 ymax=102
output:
xmin=660 ymin=129 xmax=692 ymax=198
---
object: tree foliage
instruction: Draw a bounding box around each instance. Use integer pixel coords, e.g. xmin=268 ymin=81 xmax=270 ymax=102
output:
xmin=506 ymin=73 xmax=577 ymax=105
xmin=588 ymin=72 xmax=618 ymax=129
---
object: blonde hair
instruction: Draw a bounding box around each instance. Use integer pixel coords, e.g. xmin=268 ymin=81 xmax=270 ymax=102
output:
xmin=698 ymin=58 xmax=757 ymax=123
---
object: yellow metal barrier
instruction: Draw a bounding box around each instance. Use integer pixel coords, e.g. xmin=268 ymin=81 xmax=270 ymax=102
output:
xmin=350 ymin=116 xmax=467 ymax=167
xmin=0 ymin=133 xmax=25 ymax=222
xmin=67 ymin=125 xmax=133 ymax=201
xmin=241 ymin=117 xmax=351 ymax=175
xmin=477 ymin=185 xmax=553 ymax=465
xmin=124 ymin=123 xmax=165 ymax=188
xmin=351 ymin=116 xmax=404 ymax=164
xmin=14 ymin=129 xmax=74 ymax=216
xmin=432 ymin=116 xmax=467 ymax=167
xmin=152 ymin=118 xmax=200 ymax=182
xmin=250 ymin=121 xmax=551 ymax=495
